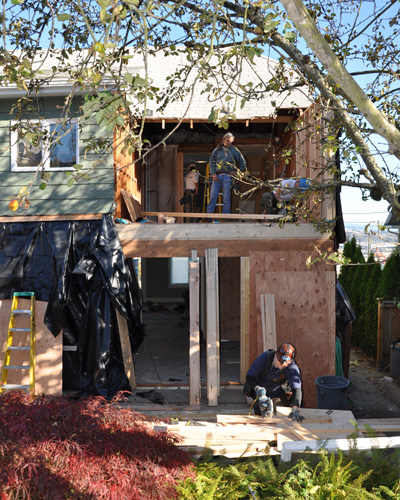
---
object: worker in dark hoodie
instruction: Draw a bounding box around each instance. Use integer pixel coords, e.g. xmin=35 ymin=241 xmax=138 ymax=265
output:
xmin=244 ymin=342 xmax=304 ymax=421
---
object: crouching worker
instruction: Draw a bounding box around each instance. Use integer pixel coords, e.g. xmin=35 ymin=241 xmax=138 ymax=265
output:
xmin=244 ymin=342 xmax=304 ymax=422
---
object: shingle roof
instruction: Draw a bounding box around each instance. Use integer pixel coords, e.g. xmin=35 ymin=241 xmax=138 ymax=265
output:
xmin=132 ymin=49 xmax=312 ymax=119
xmin=0 ymin=48 xmax=312 ymax=119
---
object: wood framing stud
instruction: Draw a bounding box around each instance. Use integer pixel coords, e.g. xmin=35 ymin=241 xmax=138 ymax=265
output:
xmin=189 ymin=256 xmax=201 ymax=407
xmin=206 ymin=248 xmax=219 ymax=406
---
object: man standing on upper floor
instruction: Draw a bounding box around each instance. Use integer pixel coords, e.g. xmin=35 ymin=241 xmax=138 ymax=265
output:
xmin=206 ymin=132 xmax=246 ymax=217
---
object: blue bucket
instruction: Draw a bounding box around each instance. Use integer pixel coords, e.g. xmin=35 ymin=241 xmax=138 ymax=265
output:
xmin=315 ymin=375 xmax=349 ymax=410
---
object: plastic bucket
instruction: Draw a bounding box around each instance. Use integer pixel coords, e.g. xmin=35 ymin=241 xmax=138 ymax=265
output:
xmin=390 ymin=344 xmax=400 ymax=379
xmin=315 ymin=375 xmax=349 ymax=410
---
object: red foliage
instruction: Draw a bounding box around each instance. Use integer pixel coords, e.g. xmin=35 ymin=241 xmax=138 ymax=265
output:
xmin=0 ymin=392 xmax=195 ymax=499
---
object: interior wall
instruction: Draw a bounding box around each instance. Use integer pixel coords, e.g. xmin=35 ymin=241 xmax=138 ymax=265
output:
xmin=232 ymin=144 xmax=275 ymax=215
xmin=142 ymin=258 xmax=188 ymax=303
xmin=220 ymin=258 xmax=240 ymax=341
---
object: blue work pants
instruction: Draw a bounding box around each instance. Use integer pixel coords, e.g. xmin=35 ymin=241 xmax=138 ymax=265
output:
xmin=206 ymin=173 xmax=232 ymax=214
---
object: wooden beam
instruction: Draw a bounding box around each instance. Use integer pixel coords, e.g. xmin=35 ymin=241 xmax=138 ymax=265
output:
xmin=189 ymin=253 xmax=201 ymax=407
xmin=260 ymin=294 xmax=277 ymax=351
xmin=206 ymin=248 xmax=219 ymax=406
xmin=116 ymin=311 xmax=137 ymax=390
xmin=142 ymin=211 xmax=281 ymax=221
xmin=140 ymin=116 xmax=296 ymax=124
xmin=119 ymin=238 xmax=334 ymax=258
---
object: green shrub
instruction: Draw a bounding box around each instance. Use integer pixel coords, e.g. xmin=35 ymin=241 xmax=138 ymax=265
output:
xmin=177 ymin=448 xmax=400 ymax=499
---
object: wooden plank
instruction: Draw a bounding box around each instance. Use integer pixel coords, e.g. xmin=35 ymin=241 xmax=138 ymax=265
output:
xmin=121 ymin=189 xmax=142 ymax=221
xmin=276 ymin=407 xmax=355 ymax=425
xmin=281 ymin=436 xmax=400 ymax=463
xmin=286 ymin=422 xmax=320 ymax=441
xmin=189 ymin=256 xmax=201 ymax=407
xmin=216 ymin=414 xmax=333 ymax=425
xmin=260 ymin=294 xmax=277 ymax=351
xmin=116 ymin=311 xmax=137 ymax=390
xmin=277 ymin=431 xmax=296 ymax=451
xmin=217 ymin=415 xmax=283 ymax=425
xmin=206 ymin=248 xmax=219 ymax=406
xmin=240 ymin=257 xmax=250 ymax=382
xmin=142 ymin=211 xmax=282 ymax=220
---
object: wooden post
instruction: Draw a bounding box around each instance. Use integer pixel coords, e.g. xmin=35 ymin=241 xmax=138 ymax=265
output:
xmin=189 ymin=251 xmax=201 ymax=407
xmin=240 ymin=257 xmax=250 ymax=383
xmin=377 ymin=299 xmax=384 ymax=370
xmin=206 ymin=248 xmax=219 ymax=406
xmin=116 ymin=310 xmax=137 ymax=390
xmin=260 ymin=294 xmax=277 ymax=351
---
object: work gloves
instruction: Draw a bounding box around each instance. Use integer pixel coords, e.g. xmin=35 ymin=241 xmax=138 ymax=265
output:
xmin=289 ymin=408 xmax=305 ymax=422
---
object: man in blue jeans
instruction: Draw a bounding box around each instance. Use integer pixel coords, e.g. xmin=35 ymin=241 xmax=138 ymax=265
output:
xmin=206 ymin=133 xmax=246 ymax=218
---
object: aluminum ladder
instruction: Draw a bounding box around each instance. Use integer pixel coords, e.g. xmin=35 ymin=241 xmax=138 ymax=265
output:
xmin=0 ymin=292 xmax=36 ymax=395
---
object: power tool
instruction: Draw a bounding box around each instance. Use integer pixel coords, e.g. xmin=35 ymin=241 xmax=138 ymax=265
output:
xmin=254 ymin=386 xmax=273 ymax=418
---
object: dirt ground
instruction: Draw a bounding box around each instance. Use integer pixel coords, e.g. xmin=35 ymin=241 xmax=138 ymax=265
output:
xmin=347 ymin=347 xmax=400 ymax=419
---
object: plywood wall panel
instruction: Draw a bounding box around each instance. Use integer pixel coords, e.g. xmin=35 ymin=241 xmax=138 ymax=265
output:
xmin=249 ymin=250 xmax=336 ymax=407
xmin=0 ymin=299 xmax=62 ymax=395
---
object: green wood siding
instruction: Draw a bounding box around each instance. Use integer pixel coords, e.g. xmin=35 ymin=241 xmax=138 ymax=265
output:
xmin=0 ymin=97 xmax=115 ymax=216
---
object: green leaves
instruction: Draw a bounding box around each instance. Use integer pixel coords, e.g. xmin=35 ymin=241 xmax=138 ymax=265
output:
xmin=57 ymin=14 xmax=70 ymax=22
xmin=263 ymin=12 xmax=280 ymax=32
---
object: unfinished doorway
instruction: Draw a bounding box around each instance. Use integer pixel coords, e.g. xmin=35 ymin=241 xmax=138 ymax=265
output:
xmin=134 ymin=257 xmax=241 ymax=387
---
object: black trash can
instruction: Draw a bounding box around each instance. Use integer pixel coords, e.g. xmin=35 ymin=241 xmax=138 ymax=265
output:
xmin=315 ymin=375 xmax=349 ymax=410
xmin=390 ymin=343 xmax=400 ymax=379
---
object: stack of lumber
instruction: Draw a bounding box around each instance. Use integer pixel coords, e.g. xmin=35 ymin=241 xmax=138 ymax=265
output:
xmin=152 ymin=408 xmax=400 ymax=459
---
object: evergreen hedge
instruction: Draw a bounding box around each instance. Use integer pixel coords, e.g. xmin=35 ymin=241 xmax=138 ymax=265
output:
xmin=338 ymin=242 xmax=399 ymax=357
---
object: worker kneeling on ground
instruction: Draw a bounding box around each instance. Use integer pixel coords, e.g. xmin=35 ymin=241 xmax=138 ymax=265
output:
xmin=244 ymin=342 xmax=304 ymax=422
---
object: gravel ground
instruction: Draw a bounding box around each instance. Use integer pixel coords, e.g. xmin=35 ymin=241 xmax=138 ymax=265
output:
xmin=347 ymin=347 xmax=400 ymax=419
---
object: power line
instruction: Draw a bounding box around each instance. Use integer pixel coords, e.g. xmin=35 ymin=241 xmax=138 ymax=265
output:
xmin=343 ymin=211 xmax=388 ymax=215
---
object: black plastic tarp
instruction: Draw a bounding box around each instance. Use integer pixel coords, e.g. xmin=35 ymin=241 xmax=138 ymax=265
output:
xmin=336 ymin=281 xmax=356 ymax=326
xmin=0 ymin=215 xmax=143 ymax=398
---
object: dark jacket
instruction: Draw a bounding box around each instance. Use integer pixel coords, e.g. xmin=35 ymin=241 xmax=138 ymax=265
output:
xmin=209 ymin=144 xmax=246 ymax=176
xmin=246 ymin=350 xmax=302 ymax=407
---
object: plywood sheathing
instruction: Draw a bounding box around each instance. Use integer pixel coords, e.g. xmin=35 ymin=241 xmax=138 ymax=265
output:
xmin=0 ymin=299 xmax=62 ymax=395
xmin=248 ymin=251 xmax=336 ymax=408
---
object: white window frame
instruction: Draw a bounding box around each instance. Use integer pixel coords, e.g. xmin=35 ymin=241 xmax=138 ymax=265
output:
xmin=10 ymin=119 xmax=79 ymax=172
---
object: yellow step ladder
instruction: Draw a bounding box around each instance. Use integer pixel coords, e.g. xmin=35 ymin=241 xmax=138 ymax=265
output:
xmin=203 ymin=163 xmax=224 ymax=214
xmin=0 ymin=292 xmax=36 ymax=395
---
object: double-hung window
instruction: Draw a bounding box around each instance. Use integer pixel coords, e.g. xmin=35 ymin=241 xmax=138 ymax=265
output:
xmin=10 ymin=119 xmax=79 ymax=172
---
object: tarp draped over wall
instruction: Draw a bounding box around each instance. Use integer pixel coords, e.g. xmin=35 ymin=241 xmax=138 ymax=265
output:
xmin=0 ymin=215 xmax=143 ymax=398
